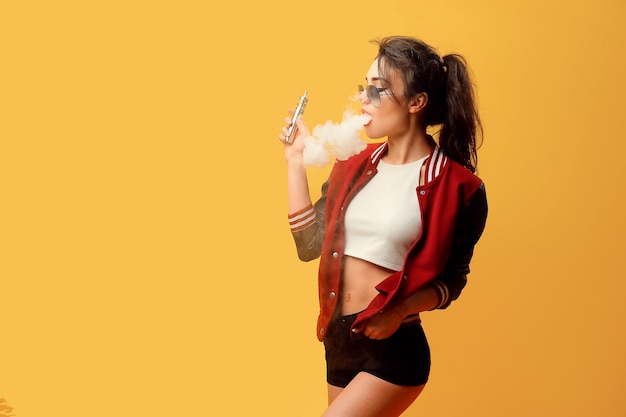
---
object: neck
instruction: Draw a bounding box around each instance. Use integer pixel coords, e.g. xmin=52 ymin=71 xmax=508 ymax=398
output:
xmin=384 ymin=131 xmax=432 ymax=164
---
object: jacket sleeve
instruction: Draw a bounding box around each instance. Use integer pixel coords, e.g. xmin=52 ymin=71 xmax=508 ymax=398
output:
xmin=288 ymin=180 xmax=328 ymax=262
xmin=429 ymin=182 xmax=488 ymax=309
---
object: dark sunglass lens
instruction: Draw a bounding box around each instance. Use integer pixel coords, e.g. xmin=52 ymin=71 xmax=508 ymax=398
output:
xmin=367 ymin=85 xmax=381 ymax=106
xmin=357 ymin=85 xmax=381 ymax=106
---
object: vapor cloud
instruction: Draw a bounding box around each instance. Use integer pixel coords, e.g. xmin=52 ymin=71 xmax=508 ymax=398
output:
xmin=302 ymin=111 xmax=372 ymax=167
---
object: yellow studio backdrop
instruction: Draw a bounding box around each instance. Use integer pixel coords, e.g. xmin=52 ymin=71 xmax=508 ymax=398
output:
xmin=1 ymin=1 xmax=625 ymax=416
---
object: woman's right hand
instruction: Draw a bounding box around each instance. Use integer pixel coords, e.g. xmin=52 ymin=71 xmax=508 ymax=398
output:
xmin=278 ymin=109 xmax=310 ymax=163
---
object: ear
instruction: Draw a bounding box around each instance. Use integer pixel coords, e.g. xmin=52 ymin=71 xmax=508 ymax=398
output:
xmin=408 ymin=93 xmax=428 ymax=114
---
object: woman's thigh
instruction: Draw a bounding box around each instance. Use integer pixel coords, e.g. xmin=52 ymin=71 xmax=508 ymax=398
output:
xmin=323 ymin=372 xmax=425 ymax=417
xmin=327 ymin=383 xmax=344 ymax=405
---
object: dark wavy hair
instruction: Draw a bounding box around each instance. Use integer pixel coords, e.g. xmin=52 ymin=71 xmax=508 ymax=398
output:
xmin=373 ymin=36 xmax=483 ymax=172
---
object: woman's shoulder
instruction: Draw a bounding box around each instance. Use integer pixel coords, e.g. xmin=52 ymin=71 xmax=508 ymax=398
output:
xmin=444 ymin=156 xmax=483 ymax=182
xmin=437 ymin=157 xmax=485 ymax=203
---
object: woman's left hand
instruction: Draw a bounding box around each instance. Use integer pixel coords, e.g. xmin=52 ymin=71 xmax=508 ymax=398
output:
xmin=352 ymin=307 xmax=405 ymax=340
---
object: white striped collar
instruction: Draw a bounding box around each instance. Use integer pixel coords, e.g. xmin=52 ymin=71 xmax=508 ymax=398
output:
xmin=369 ymin=142 xmax=448 ymax=185
xmin=370 ymin=142 xmax=387 ymax=164
xmin=425 ymin=145 xmax=448 ymax=183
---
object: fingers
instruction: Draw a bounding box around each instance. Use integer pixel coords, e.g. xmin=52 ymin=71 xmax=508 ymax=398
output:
xmin=354 ymin=315 xmax=400 ymax=340
xmin=363 ymin=329 xmax=388 ymax=340
xmin=362 ymin=328 xmax=380 ymax=340
xmin=351 ymin=322 xmax=366 ymax=334
xmin=278 ymin=111 xmax=294 ymax=143
xmin=294 ymin=115 xmax=310 ymax=137
xmin=278 ymin=108 xmax=309 ymax=144
xmin=352 ymin=321 xmax=387 ymax=339
xmin=278 ymin=125 xmax=290 ymax=142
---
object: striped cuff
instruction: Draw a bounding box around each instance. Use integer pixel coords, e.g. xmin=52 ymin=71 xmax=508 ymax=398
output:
xmin=429 ymin=280 xmax=450 ymax=309
xmin=288 ymin=204 xmax=316 ymax=232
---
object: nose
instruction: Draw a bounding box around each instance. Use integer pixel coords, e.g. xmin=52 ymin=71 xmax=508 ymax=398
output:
xmin=358 ymin=89 xmax=369 ymax=104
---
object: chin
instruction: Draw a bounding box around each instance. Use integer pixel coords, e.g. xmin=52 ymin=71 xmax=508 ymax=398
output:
xmin=365 ymin=126 xmax=385 ymax=140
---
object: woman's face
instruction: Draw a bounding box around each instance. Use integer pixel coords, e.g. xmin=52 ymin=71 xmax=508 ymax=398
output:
xmin=359 ymin=58 xmax=411 ymax=140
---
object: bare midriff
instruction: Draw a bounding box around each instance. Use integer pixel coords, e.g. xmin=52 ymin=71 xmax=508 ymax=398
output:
xmin=340 ymin=255 xmax=396 ymax=316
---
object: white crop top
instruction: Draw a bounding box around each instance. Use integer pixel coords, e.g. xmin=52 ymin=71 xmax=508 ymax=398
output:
xmin=343 ymin=155 xmax=427 ymax=271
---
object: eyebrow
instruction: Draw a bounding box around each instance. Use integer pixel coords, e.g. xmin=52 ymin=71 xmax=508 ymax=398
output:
xmin=365 ymin=76 xmax=388 ymax=84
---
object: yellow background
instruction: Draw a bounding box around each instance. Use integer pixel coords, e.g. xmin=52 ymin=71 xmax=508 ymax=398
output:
xmin=1 ymin=1 xmax=625 ymax=416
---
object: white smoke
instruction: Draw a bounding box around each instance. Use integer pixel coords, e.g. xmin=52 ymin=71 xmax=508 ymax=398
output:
xmin=302 ymin=110 xmax=372 ymax=167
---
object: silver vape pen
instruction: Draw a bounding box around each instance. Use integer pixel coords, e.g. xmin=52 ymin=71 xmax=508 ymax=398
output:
xmin=285 ymin=91 xmax=308 ymax=143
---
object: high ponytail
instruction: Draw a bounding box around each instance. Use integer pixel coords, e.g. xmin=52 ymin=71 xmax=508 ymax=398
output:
xmin=439 ymin=54 xmax=482 ymax=173
xmin=374 ymin=36 xmax=483 ymax=172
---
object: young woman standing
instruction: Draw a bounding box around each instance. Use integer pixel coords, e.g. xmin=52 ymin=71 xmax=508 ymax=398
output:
xmin=279 ymin=36 xmax=488 ymax=417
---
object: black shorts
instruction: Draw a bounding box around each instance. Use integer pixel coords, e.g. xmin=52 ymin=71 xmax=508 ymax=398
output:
xmin=323 ymin=312 xmax=431 ymax=387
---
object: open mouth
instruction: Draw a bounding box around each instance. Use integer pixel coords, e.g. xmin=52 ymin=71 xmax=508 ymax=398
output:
xmin=361 ymin=111 xmax=372 ymax=126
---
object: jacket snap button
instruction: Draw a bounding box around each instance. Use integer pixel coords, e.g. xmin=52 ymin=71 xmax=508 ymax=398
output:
xmin=332 ymin=252 xmax=339 ymax=259
xmin=320 ymin=327 xmax=325 ymax=334
xmin=419 ymin=190 xmax=426 ymax=195
xmin=366 ymin=170 xmax=373 ymax=175
xmin=330 ymin=291 xmax=336 ymax=298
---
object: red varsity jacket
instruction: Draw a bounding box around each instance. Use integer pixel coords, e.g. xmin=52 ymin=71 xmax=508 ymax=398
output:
xmin=289 ymin=141 xmax=488 ymax=341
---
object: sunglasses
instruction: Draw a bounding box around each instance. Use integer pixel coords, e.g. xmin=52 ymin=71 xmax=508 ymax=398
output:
xmin=357 ymin=85 xmax=393 ymax=107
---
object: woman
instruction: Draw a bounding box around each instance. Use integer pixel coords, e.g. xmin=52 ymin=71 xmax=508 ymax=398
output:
xmin=278 ymin=36 xmax=488 ymax=417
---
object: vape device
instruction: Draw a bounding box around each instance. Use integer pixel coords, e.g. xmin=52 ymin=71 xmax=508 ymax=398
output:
xmin=285 ymin=91 xmax=308 ymax=143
